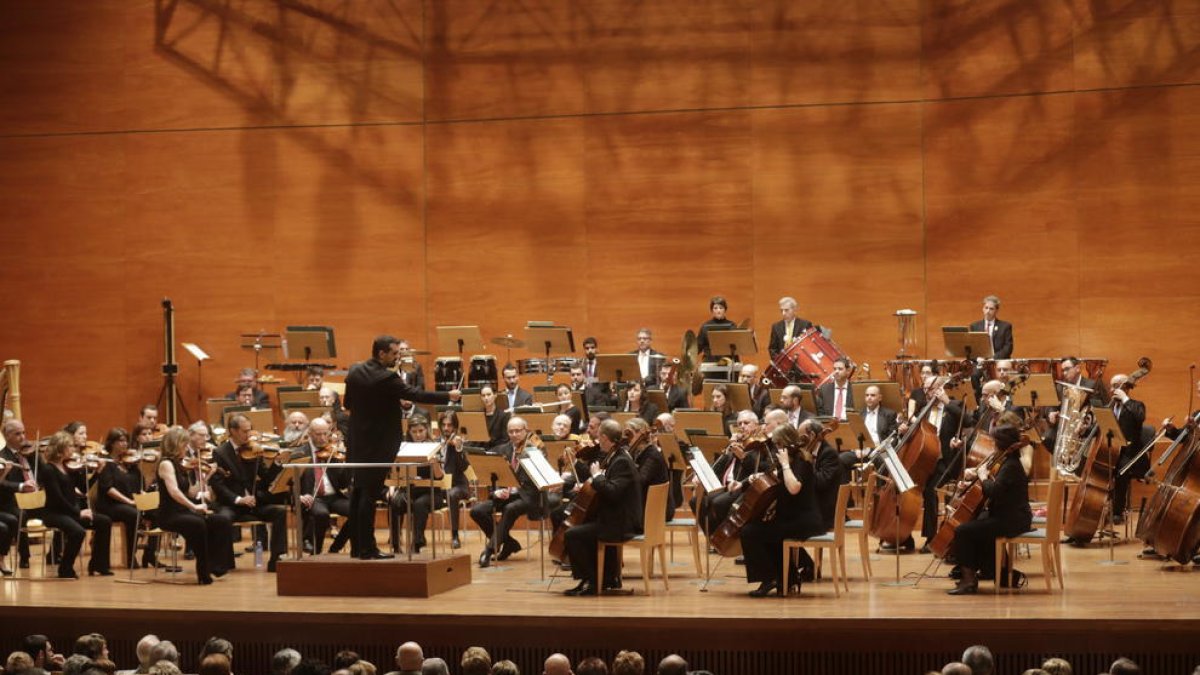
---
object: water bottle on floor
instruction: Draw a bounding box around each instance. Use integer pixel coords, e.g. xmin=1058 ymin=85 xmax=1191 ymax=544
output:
xmin=254 ymin=540 xmax=263 ymax=568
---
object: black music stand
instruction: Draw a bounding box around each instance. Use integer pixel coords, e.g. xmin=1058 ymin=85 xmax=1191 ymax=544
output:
xmin=1091 ymin=406 xmax=1129 ymax=564
xmin=708 ymin=329 xmax=758 ymax=364
xmin=524 ymin=324 xmax=575 ymax=385
xmin=595 ymin=354 xmax=641 ymax=385
xmin=437 ymin=326 xmax=485 ymax=365
xmin=942 ymin=327 xmax=993 ymax=362
xmin=286 ymin=326 xmax=337 ymax=362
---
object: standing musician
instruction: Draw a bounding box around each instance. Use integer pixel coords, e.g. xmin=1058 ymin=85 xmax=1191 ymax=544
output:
xmin=95 ymin=428 xmax=164 ymax=570
xmin=295 ymin=417 xmax=349 ymax=555
xmin=1108 ymin=373 xmax=1148 ymax=525
xmin=947 ymin=424 xmax=1032 ymax=594
xmin=1 ymin=419 xmax=41 ymax=571
xmin=658 ymin=363 xmax=691 ymax=412
xmin=629 ymin=328 xmax=665 ymax=386
xmin=38 ymin=431 xmax=113 ymax=578
xmin=816 ymin=358 xmax=854 ymax=420
xmin=157 ymin=427 xmax=234 ymax=585
xmin=577 ymin=337 xmax=617 ymax=408
xmin=968 ymin=295 xmax=1014 ymax=359
xmin=436 ymin=409 xmax=474 ymax=549
xmin=343 ymin=335 xmax=457 ymax=561
xmin=697 ymin=296 xmax=737 ymax=362
xmin=397 ymin=339 xmax=427 ymax=390
xmin=211 ymin=414 xmax=289 ymax=571
xmin=562 ymin=419 xmax=642 ymax=596
xmin=768 ymin=296 xmax=813 ymax=360
xmin=740 ymin=423 xmax=826 ymax=597
xmin=626 ymin=418 xmax=673 ymax=523
xmin=622 ymin=380 xmax=660 ymax=426
xmin=480 ymin=386 xmax=510 ymax=449
xmin=470 ymin=417 xmax=561 ymax=567
xmin=501 ymin=365 xmax=534 ymax=411
xmin=738 ymin=364 xmax=771 ymax=419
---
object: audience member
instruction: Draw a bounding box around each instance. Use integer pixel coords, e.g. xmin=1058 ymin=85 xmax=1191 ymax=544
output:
xmin=346 ymin=661 xmax=375 ymax=675
xmin=200 ymin=639 xmax=233 ymax=664
xmin=22 ymin=636 xmax=64 ymax=672
xmin=122 ymin=636 xmax=159 ymax=675
xmin=542 ymin=654 xmax=572 ymax=675
xmin=491 ymin=662 xmax=519 ymax=675
xmin=655 ymin=655 xmax=686 ymax=675
xmin=291 ymin=659 xmax=332 ymax=675
xmin=419 ymin=658 xmax=448 ymax=675
xmin=460 ymin=648 xmax=491 ymax=675
xmin=962 ymin=646 xmax=994 ymax=675
xmin=148 ymin=662 xmax=181 ymax=675
xmin=198 ymin=654 xmax=231 ymax=675
xmin=1041 ymin=657 xmax=1072 ymax=675
xmin=92 ymin=660 xmax=117 ymax=675
xmin=575 ymin=659 xmax=606 ymax=675
xmin=62 ymin=655 xmax=94 ymax=675
xmin=943 ymin=663 xmax=972 ymax=675
xmin=332 ymin=653 xmax=360 ymax=671
xmin=271 ymin=650 xmax=301 ymax=675
xmin=1109 ymin=658 xmax=1140 ymax=675
xmin=72 ymin=635 xmax=107 ymax=662
xmin=1020 ymin=670 xmax=1049 ymax=675
xmin=7 ymin=651 xmax=35 ymax=675
xmin=146 ymin=645 xmax=177 ymax=668
xmin=391 ymin=643 xmax=422 ymax=675
xmin=611 ymin=652 xmax=643 ymax=675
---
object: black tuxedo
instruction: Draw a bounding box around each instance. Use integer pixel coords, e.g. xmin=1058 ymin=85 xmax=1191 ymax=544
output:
xmin=768 ymin=317 xmax=813 ymax=359
xmin=968 ymin=319 xmax=1013 ymax=359
xmin=816 ymin=381 xmax=854 ymax=419
xmin=565 ymin=448 xmax=642 ymax=586
xmin=628 ymin=349 xmax=666 ymax=386
xmin=212 ymin=441 xmax=289 ymax=559
xmin=1110 ymin=396 xmax=1148 ymax=516
xmin=342 ymin=358 xmax=450 ymax=557
xmin=812 ymin=441 xmax=844 ymax=530
xmin=838 ymin=405 xmax=897 ymax=474
xmin=468 ymin=442 xmax=562 ymax=553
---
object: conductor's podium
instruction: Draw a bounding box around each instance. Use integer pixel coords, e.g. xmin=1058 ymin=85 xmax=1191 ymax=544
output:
xmin=276 ymin=553 xmax=472 ymax=598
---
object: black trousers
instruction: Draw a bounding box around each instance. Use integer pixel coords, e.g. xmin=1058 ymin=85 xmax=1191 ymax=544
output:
xmin=469 ymin=494 xmax=538 ymax=549
xmin=96 ymin=502 xmax=160 ymax=566
xmin=0 ymin=508 xmax=15 ymax=558
xmin=692 ymin=490 xmax=737 ymax=536
xmin=216 ymin=503 xmax=288 ymax=558
xmin=741 ymin=519 xmax=800 ymax=585
xmin=922 ymin=459 xmax=951 ymax=540
xmin=158 ymin=511 xmax=234 ymax=582
xmin=304 ymin=494 xmax=350 ymax=555
xmin=390 ymin=489 xmax=446 ymax=550
xmin=40 ymin=511 xmax=112 ymax=575
xmin=564 ymin=522 xmax=625 ymax=585
xmin=952 ymin=516 xmax=1005 ymax=576
xmin=347 ymin=467 xmax=389 ymax=556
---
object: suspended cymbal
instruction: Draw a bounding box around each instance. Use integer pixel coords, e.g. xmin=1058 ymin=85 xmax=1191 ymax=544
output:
xmin=491 ymin=335 xmax=526 ymax=349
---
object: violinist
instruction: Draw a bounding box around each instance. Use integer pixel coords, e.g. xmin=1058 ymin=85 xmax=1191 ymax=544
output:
xmin=157 ymin=427 xmax=234 ymax=585
xmin=479 ymin=386 xmax=510 ymax=449
xmin=296 ymin=417 xmax=349 ymax=555
xmin=697 ymin=295 xmax=737 ymax=362
xmin=660 ymin=363 xmax=691 ymax=412
xmin=947 ymin=424 xmax=1032 ymax=594
xmin=388 ymin=416 xmax=442 ymax=554
xmin=39 ymin=431 xmax=113 ymax=578
xmin=1108 ymin=373 xmax=1148 ymax=525
xmin=740 ymin=423 xmax=825 ymax=597
xmin=625 ymin=418 xmax=673 ymax=523
xmin=319 ymin=386 xmax=351 ymax=441
xmin=562 ymin=419 xmax=641 ymax=596
xmin=95 ymin=428 xmax=165 ymax=570
xmin=211 ymin=414 xmax=288 ymax=571
xmin=1 ymin=419 xmax=41 ymax=570
xmin=738 ymin=365 xmax=769 ymax=419
xmin=470 ymin=417 xmax=559 ymax=568
xmin=436 ymin=409 xmax=473 ymax=549
xmin=622 ymin=381 xmax=659 ymax=426
xmin=64 ymin=420 xmax=90 ymax=455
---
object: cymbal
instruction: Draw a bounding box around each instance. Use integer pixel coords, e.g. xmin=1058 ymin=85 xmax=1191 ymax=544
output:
xmin=491 ymin=335 xmax=526 ymax=349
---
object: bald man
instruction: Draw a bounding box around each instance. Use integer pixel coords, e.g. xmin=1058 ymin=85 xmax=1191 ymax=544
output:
xmin=543 ymin=654 xmax=573 ymax=675
xmin=394 ymin=642 xmax=422 ymax=675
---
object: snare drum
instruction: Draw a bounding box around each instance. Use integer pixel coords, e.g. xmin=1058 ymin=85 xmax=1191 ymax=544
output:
xmin=469 ymin=355 xmax=499 ymax=390
xmin=769 ymin=328 xmax=853 ymax=386
xmin=517 ymin=358 xmax=548 ymax=375
xmin=434 ymin=357 xmax=463 ymax=392
xmin=552 ymin=356 xmax=580 ymax=373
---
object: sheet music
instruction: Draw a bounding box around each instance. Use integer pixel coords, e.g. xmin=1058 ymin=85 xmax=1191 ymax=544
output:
xmin=520 ymin=450 xmax=563 ymax=489
xmin=688 ymin=448 xmax=724 ymax=493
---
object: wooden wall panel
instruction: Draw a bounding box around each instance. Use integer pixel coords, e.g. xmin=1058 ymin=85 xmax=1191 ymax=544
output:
xmin=1074 ymin=0 xmax=1200 ymax=90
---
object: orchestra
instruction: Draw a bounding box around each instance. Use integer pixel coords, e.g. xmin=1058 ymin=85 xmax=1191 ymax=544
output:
xmin=2 ymin=296 xmax=1198 ymax=601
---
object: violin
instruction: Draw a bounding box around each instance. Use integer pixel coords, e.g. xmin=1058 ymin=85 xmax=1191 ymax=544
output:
xmin=314 ymin=442 xmax=346 ymax=462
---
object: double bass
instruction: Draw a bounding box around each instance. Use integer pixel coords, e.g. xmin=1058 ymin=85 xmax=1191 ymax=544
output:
xmin=1137 ymin=406 xmax=1200 ymax=563
xmin=869 ymin=364 xmax=972 ymax=546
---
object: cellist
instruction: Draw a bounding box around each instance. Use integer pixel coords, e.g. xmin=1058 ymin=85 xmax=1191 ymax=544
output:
xmin=947 ymin=424 xmax=1032 ymax=595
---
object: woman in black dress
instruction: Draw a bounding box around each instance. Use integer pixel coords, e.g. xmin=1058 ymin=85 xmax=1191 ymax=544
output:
xmin=156 ymin=427 xmax=234 ymax=584
xmin=95 ymin=428 xmax=162 ymax=569
xmin=38 ymin=432 xmax=113 ymax=578
xmin=622 ymin=381 xmax=660 ymax=427
xmin=739 ymin=423 xmax=825 ymax=597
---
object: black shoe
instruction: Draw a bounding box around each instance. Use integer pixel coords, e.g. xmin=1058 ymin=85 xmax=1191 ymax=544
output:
xmin=999 ymin=569 xmax=1027 ymax=589
xmin=496 ymin=539 xmax=522 ymax=561
xmin=198 ymin=575 xmax=214 ymax=585
xmin=1112 ymin=515 xmax=1125 ymax=525
xmin=412 ymin=539 xmax=426 ymax=554
xmin=564 ymin=581 xmax=596 ymax=596
xmin=59 ymin=569 xmax=79 ymax=580
xmin=19 ymin=557 xmax=29 ymax=570
xmin=267 ymin=557 xmax=279 ymax=572
xmin=185 ymin=551 xmax=196 ymax=560
xmin=479 ymin=546 xmax=493 ymax=568
xmin=949 ymin=565 xmax=963 ymax=580
xmin=303 ymin=541 xmax=314 ymax=554
xmin=244 ymin=545 xmax=258 ymax=553
xmin=748 ymin=580 xmax=779 ymax=597
xmin=947 ymin=581 xmax=978 ymax=595
xmin=879 ymin=541 xmax=897 ymax=551
xmin=602 ymin=577 xmax=622 ymax=591
xmin=451 ymin=537 xmax=462 ymax=549
xmin=734 ymin=555 xmax=745 ymax=565
xmin=359 ymin=551 xmax=394 ymax=561
xmin=799 ymin=565 xmax=815 ymax=583
xmin=87 ymin=567 xmax=114 ymax=577
xmin=918 ymin=543 xmax=933 ymax=555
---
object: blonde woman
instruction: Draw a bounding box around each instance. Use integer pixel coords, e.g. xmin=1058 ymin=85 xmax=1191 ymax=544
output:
xmin=156 ymin=427 xmax=233 ymax=584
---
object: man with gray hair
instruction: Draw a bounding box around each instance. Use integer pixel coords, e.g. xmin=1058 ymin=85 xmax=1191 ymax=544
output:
xmin=226 ymin=368 xmax=270 ymax=407
xmin=630 ymin=328 xmax=664 ymax=386
xmin=271 ymin=649 xmax=301 ymax=675
xmin=113 ymin=634 xmax=159 ymax=675
xmin=769 ymin=296 xmax=813 ymax=359
xmin=385 ymin=642 xmax=422 ymax=675
xmin=961 ymin=645 xmax=994 ymax=675
xmin=419 ymin=658 xmax=448 ymax=675
xmin=147 ymin=642 xmax=179 ymax=667
xmin=542 ymin=654 xmax=572 ymax=675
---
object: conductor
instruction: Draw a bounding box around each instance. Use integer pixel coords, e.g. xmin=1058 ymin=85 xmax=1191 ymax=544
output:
xmin=343 ymin=335 xmax=460 ymax=560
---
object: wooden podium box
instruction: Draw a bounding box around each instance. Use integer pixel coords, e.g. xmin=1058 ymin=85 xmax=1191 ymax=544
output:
xmin=276 ymin=553 xmax=472 ymax=598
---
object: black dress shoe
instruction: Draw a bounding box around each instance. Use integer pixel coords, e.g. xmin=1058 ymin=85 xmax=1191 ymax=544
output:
xmin=267 ymin=557 xmax=279 ymax=572
xmin=947 ymin=581 xmax=978 ymax=595
xmin=496 ymin=539 xmax=522 ymax=561
xmin=602 ymin=577 xmax=622 ymax=591
xmin=918 ymin=543 xmax=933 ymax=554
xmin=0 ymin=566 xmax=13 ymax=577
xmin=734 ymin=555 xmax=745 ymax=565
xmin=360 ymin=551 xmax=394 ymax=561
xmin=748 ymin=580 xmax=779 ymax=597
xmin=451 ymin=537 xmax=462 ymax=549
xmin=88 ymin=568 xmax=114 ymax=577
xmin=564 ymin=581 xmax=596 ymax=596
xmin=59 ymin=569 xmax=80 ymax=580
xmin=19 ymin=558 xmax=29 ymax=569
xmin=479 ymin=546 xmax=493 ymax=568
xmin=949 ymin=565 xmax=963 ymax=580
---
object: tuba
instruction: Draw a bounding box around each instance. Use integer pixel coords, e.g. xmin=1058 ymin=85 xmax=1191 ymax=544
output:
xmin=1053 ymin=382 xmax=1094 ymax=473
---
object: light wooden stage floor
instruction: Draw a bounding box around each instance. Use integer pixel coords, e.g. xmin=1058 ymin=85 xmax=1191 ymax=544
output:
xmin=3 ymin=525 xmax=1200 ymax=674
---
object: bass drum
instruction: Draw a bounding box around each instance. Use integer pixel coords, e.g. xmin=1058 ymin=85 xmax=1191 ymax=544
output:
xmin=434 ymin=357 xmax=463 ymax=392
xmin=470 ymin=355 xmax=498 ymax=391
xmin=769 ymin=328 xmax=853 ymax=386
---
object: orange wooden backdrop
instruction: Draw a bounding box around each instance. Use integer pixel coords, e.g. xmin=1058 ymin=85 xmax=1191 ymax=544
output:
xmin=2 ymin=1 xmax=1199 ymax=435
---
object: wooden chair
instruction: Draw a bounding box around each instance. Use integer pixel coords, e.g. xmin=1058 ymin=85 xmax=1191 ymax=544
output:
xmin=842 ymin=472 xmax=874 ymax=580
xmin=597 ymin=483 xmax=670 ymax=595
xmin=995 ymin=479 xmax=1065 ymax=593
xmin=120 ymin=491 xmax=182 ymax=583
xmin=784 ymin=483 xmax=852 ymax=597
xmin=664 ymin=511 xmax=703 ymax=576
xmin=11 ymin=490 xmax=72 ymax=579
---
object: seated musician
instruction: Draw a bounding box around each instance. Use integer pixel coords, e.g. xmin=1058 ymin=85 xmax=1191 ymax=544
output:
xmin=470 ymin=417 xmax=561 ymax=567
xmin=157 ymin=427 xmax=234 ymax=584
xmin=553 ymin=384 xmax=583 ymax=433
xmin=839 ymin=385 xmax=898 ymax=474
xmin=693 ymin=410 xmax=761 ymax=535
xmin=697 ymin=296 xmax=737 ymax=362
xmin=810 ymin=419 xmax=845 ymax=532
xmin=135 ymin=405 xmax=167 ymax=436
xmin=319 ymin=387 xmax=351 ymax=440
xmin=389 ymin=417 xmax=443 ymax=554
xmin=501 ymin=365 xmax=534 ymax=411
xmin=234 ymin=385 xmax=255 ymax=407
xmin=294 ymin=417 xmax=349 ymax=555
xmin=768 ymin=296 xmax=813 ymax=360
xmin=396 ymin=339 xmax=427 ymax=390
xmin=436 ymin=410 xmax=474 ymax=549
xmin=625 ymin=418 xmax=673 ymax=523
xmin=896 ymin=370 xmax=963 ymax=554
xmin=622 ymin=380 xmax=660 ymax=426
xmin=1 ymin=419 xmax=40 ymax=572
xmin=577 ymin=337 xmax=616 ymax=409
xmin=226 ymin=368 xmax=270 ymax=408
xmin=550 ymin=414 xmax=575 ymax=442
xmin=654 ymin=412 xmax=688 ymax=511
xmin=738 ymin=364 xmax=770 ymax=419
xmin=38 ymin=431 xmax=113 ymax=578
xmin=480 ymin=386 xmax=510 ymax=449
xmin=1041 ymin=356 xmax=1100 ymax=455
xmin=709 ymin=385 xmax=737 ymax=435
xmin=779 ymin=385 xmax=812 ymax=429
xmin=740 ymin=422 xmax=825 ymax=597
xmin=550 ymin=414 xmax=608 ymax=541
xmin=1108 ymin=373 xmax=1148 ymax=525
xmin=95 ymin=427 xmax=164 ymax=570
xmin=658 ymin=363 xmax=690 ymax=412
xmin=64 ymin=420 xmax=90 ymax=456
xmin=817 ymin=358 xmax=854 ymax=421
xmin=400 ymin=398 xmax=430 ymax=423
xmin=282 ymin=411 xmax=309 ymax=447
xmin=562 ymin=419 xmax=642 ymax=596
xmin=211 ymin=414 xmax=289 ymax=572
xmin=947 ymin=424 xmax=1032 ymax=594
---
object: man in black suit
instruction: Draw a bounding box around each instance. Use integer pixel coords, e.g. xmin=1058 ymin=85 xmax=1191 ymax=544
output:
xmin=894 ymin=382 xmax=963 ymax=553
xmin=967 ymin=295 xmax=1013 ymax=359
xmin=838 ymin=385 xmax=897 ymax=474
xmin=657 ymin=363 xmax=690 ymax=411
xmin=469 ymin=416 xmax=560 ymax=567
xmin=697 ymin=295 xmax=737 ymax=362
xmin=575 ymin=338 xmax=616 ymax=409
xmin=295 ymin=417 xmax=351 ymax=555
xmin=768 ymin=296 xmax=813 ymax=360
xmin=211 ymin=413 xmax=288 ymax=571
xmin=779 ymin=385 xmax=812 ymax=429
xmin=629 ymin=328 xmax=665 ymax=386
xmin=500 ymin=365 xmax=534 ymax=411
xmin=738 ymin=365 xmax=771 ymax=418
xmin=0 ymin=418 xmax=40 ymax=571
xmin=1042 ymin=356 xmax=1100 ymax=454
xmin=343 ymin=335 xmax=457 ymax=560
xmin=226 ymin=368 xmax=271 ymax=408
xmin=816 ymin=358 xmax=854 ymax=420
xmin=1107 ymin=373 xmax=1147 ymax=524
xmin=563 ymin=418 xmax=642 ymax=596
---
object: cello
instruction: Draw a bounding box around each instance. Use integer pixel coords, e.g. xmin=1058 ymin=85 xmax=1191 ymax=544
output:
xmin=547 ymin=428 xmax=643 ymax=563
xmin=928 ymin=433 xmax=1029 ymax=559
xmin=869 ymin=364 xmax=972 ymax=546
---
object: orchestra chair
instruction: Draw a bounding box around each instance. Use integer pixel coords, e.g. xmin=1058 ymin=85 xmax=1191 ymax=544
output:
xmin=664 ymin=510 xmax=703 ymax=576
xmin=842 ymin=472 xmax=874 ymax=580
xmin=597 ymin=482 xmax=670 ymax=595
xmin=784 ymin=484 xmax=852 ymax=597
xmin=119 ymin=491 xmax=182 ymax=583
xmin=428 ymin=472 xmax=476 ymax=550
xmin=11 ymin=490 xmax=75 ymax=580
xmin=995 ymin=478 xmax=1065 ymax=593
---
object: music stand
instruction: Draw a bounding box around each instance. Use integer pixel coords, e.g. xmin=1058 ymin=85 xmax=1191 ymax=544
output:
xmin=1090 ymin=406 xmax=1128 ymax=563
xmin=877 ymin=446 xmax=917 ymax=587
xmin=518 ymin=412 xmax=557 ymax=437
xmin=285 ymin=326 xmax=336 ymax=362
xmin=241 ymin=332 xmax=282 ymax=373
xmin=273 ymin=454 xmax=311 ymax=560
xmin=437 ymin=326 xmax=485 ymax=358
xmin=542 ymin=440 xmax=573 ymax=473
xmin=182 ymin=342 xmax=210 ymax=407
xmin=942 ymin=327 xmax=994 ymax=361
xmin=674 ymin=410 xmax=726 ymax=437
xmin=524 ymin=325 xmax=575 ymax=361
xmin=658 ymin=433 xmax=687 ymax=471
xmin=532 ymin=386 xmax=558 ymax=405
xmin=798 ymin=387 xmax=818 ymax=415
xmin=457 ymin=413 xmax=492 ymax=444
xmin=944 ymin=377 xmax=978 ymax=410
xmin=1011 ymin=374 xmax=1060 ymax=409
xmin=519 ymin=449 xmax=564 ymax=580
xmin=828 ymin=412 xmax=874 ymax=456
xmin=707 ymin=329 xmax=758 ymax=363
xmin=701 ymin=381 xmax=750 ymax=413
xmin=689 ymin=434 xmax=730 ymax=465
xmin=596 ymin=354 xmax=641 ymax=385
xmin=611 ymin=412 xmax=637 ymax=427
xmin=458 ymin=390 xmax=484 ymax=413
xmin=851 ymin=381 xmax=903 ymax=417
xmin=571 ymin=391 xmax=589 ymax=423
xmin=646 ymin=388 xmax=669 ymax=414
